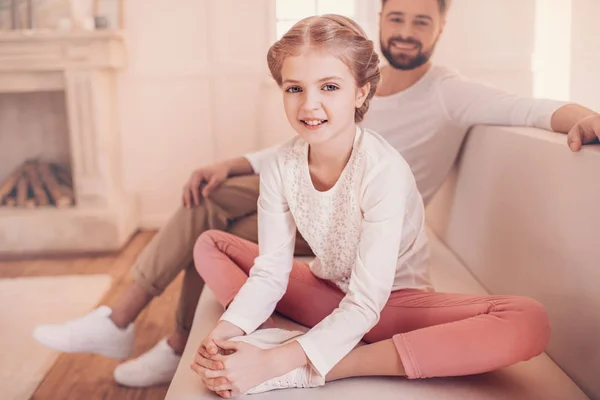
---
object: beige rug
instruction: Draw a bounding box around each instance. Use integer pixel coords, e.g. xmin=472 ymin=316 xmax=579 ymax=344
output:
xmin=0 ymin=274 xmax=112 ymax=400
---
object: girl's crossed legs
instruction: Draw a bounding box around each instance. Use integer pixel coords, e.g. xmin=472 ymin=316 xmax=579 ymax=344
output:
xmin=193 ymin=230 xmax=550 ymax=380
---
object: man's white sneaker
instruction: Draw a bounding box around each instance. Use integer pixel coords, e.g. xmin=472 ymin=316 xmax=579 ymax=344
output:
xmin=33 ymin=305 xmax=135 ymax=359
xmin=229 ymin=328 xmax=325 ymax=395
xmin=113 ymin=339 xmax=181 ymax=387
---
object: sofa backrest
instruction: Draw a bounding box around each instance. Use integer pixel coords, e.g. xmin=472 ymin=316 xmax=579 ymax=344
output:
xmin=426 ymin=125 xmax=600 ymax=399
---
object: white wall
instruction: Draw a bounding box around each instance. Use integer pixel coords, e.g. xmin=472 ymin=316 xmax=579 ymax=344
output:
xmin=570 ymin=0 xmax=600 ymax=112
xmin=118 ymin=0 xmax=278 ymax=226
xmin=533 ymin=0 xmax=572 ymax=101
xmin=118 ymin=0 xmax=598 ymax=228
xmin=434 ymin=0 xmax=537 ymax=96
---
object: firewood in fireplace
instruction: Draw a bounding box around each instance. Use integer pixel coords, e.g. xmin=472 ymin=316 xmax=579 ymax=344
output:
xmin=59 ymin=183 xmax=74 ymax=200
xmin=54 ymin=164 xmax=73 ymax=188
xmin=0 ymin=166 xmax=23 ymax=204
xmin=1 ymin=185 xmax=16 ymax=207
xmin=38 ymin=162 xmax=73 ymax=208
xmin=16 ymin=175 xmax=28 ymax=207
xmin=24 ymin=162 xmax=49 ymax=207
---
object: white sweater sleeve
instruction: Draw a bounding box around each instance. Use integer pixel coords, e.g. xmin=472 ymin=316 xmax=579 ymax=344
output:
xmin=438 ymin=74 xmax=567 ymax=130
xmin=244 ymin=144 xmax=281 ymax=175
xmin=295 ymin=159 xmax=408 ymax=377
xmin=219 ymin=154 xmax=296 ymax=334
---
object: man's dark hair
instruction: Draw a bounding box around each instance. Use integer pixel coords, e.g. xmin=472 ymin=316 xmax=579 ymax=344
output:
xmin=382 ymin=0 xmax=449 ymax=15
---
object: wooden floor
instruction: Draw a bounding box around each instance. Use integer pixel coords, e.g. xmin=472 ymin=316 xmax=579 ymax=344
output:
xmin=0 ymin=231 xmax=181 ymax=400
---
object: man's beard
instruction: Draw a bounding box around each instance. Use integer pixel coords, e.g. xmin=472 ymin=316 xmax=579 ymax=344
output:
xmin=380 ymin=36 xmax=436 ymax=70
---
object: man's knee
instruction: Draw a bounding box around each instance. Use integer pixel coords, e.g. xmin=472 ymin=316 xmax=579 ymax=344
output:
xmin=204 ymin=175 xmax=260 ymax=215
xmin=175 ymin=201 xmax=207 ymax=218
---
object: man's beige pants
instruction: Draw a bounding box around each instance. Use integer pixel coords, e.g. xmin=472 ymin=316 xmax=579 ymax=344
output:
xmin=131 ymin=175 xmax=312 ymax=333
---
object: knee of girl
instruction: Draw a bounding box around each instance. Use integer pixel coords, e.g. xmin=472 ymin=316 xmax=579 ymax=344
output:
xmin=193 ymin=230 xmax=222 ymax=275
xmin=517 ymin=297 xmax=552 ymax=357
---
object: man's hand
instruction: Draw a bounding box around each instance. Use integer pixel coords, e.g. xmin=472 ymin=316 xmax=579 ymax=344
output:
xmin=182 ymin=163 xmax=230 ymax=208
xmin=567 ymin=115 xmax=600 ymax=152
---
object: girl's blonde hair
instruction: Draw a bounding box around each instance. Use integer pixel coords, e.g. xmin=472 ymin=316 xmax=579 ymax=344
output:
xmin=267 ymin=15 xmax=380 ymax=123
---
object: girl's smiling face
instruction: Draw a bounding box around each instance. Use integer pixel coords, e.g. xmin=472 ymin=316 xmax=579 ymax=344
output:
xmin=280 ymin=47 xmax=369 ymax=146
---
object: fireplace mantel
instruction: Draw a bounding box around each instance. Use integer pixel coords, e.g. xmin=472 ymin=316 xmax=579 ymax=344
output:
xmin=0 ymin=31 xmax=138 ymax=255
xmin=0 ymin=31 xmax=124 ymax=93
xmin=0 ymin=31 xmax=125 ymax=72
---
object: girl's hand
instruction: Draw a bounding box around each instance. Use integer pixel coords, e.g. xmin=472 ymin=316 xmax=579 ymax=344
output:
xmin=199 ymin=339 xmax=280 ymax=395
xmin=194 ymin=321 xmax=244 ymax=367
xmin=190 ymin=321 xmax=245 ymax=398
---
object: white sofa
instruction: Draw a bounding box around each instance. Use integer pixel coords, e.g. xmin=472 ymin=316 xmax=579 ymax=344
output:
xmin=166 ymin=126 xmax=598 ymax=399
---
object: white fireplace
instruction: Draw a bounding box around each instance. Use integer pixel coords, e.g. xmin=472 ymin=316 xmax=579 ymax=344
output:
xmin=0 ymin=31 xmax=138 ymax=255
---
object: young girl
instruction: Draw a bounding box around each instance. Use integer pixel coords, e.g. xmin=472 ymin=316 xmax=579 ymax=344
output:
xmin=189 ymin=15 xmax=550 ymax=398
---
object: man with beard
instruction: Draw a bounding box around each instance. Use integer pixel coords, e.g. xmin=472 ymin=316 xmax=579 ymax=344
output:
xmin=34 ymin=0 xmax=600 ymax=388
